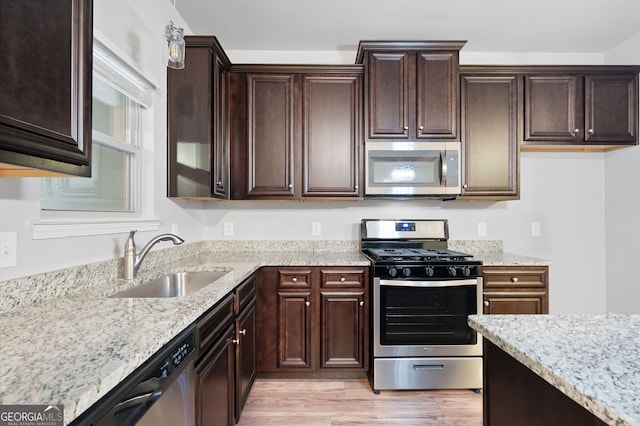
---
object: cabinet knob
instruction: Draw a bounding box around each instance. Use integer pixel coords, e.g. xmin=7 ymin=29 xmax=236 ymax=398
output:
xmin=340 ymin=277 xmax=346 ymax=282
xmin=240 ymin=328 xmax=246 ymax=335
xmin=288 ymin=183 xmax=293 ymax=189
xmin=463 ymin=184 xmax=468 ymax=189
xmin=588 ymin=128 xmax=594 ymax=134
xmin=232 ymin=338 xmax=240 ymax=345
xmin=355 ymin=185 xmax=359 ymax=190
xmin=418 ymin=125 xmax=424 ymax=130
xmin=511 ymin=277 xmax=519 ymax=283
xmin=292 ymin=277 xmax=298 ymax=283
xmin=216 ymin=181 xmax=222 ymax=185
xmin=572 ymin=128 xmax=580 ymax=134
xmin=483 ymin=300 xmax=490 ymax=307
xmin=359 ymin=301 xmax=364 ymax=307
xmin=404 ymin=126 xmax=409 ymax=130
xmin=305 ymin=301 xmax=310 ymax=307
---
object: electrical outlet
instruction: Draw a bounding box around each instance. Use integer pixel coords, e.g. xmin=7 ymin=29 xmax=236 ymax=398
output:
xmin=477 ymin=222 xmax=487 ymax=237
xmin=312 ymin=222 xmax=322 ymax=236
xmin=223 ymin=222 xmax=234 ymax=237
xmin=0 ymin=232 xmax=17 ymax=268
xmin=531 ymin=222 xmax=541 ymax=236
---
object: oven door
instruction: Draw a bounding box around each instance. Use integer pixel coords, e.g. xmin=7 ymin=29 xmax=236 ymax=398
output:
xmin=365 ymin=142 xmax=460 ymax=196
xmin=373 ymin=277 xmax=482 ymax=357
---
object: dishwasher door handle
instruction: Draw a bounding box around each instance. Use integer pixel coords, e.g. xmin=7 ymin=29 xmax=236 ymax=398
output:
xmin=413 ymin=364 xmax=445 ymax=371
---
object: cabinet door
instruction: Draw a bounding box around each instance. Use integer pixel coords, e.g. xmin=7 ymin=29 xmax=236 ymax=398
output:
xmin=246 ymin=73 xmax=296 ymax=198
xmin=277 ymin=290 xmax=312 ymax=369
xmin=235 ymin=300 xmax=256 ymax=422
xmin=213 ymin=57 xmax=229 ymax=198
xmin=366 ymin=52 xmax=410 ymax=139
xmin=196 ymin=325 xmax=235 ymax=426
xmin=524 ymin=75 xmax=582 ymax=142
xmin=168 ymin=42 xmax=213 ymax=198
xmin=585 ymin=74 xmax=638 ymax=144
xmin=461 ymin=74 xmax=519 ymax=199
xmin=416 ymin=51 xmax=459 ymax=140
xmin=302 ymin=74 xmax=362 ymax=198
xmin=319 ymin=290 xmax=365 ymax=369
xmin=0 ymin=0 xmax=92 ymax=177
xmin=483 ymin=293 xmax=546 ymax=314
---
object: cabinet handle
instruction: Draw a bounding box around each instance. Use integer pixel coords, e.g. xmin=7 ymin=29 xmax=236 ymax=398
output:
xmin=292 ymin=277 xmax=298 ymax=283
xmin=359 ymin=301 xmax=364 ymax=307
xmin=588 ymin=128 xmax=594 ymax=134
xmin=483 ymin=300 xmax=490 ymax=307
xmin=340 ymin=277 xmax=346 ymax=282
xmin=240 ymin=328 xmax=246 ymax=335
xmin=232 ymin=338 xmax=240 ymax=345
xmin=305 ymin=301 xmax=310 ymax=307
xmin=511 ymin=277 xmax=519 ymax=283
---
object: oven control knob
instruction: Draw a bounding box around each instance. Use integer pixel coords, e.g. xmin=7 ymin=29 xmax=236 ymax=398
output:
xmin=447 ymin=266 xmax=457 ymax=277
xmin=460 ymin=266 xmax=471 ymax=277
xmin=387 ymin=266 xmax=398 ymax=277
xmin=402 ymin=267 xmax=412 ymax=277
xmin=425 ymin=266 xmax=435 ymax=277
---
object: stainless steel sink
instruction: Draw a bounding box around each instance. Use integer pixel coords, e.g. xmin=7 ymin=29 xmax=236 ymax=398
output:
xmin=111 ymin=270 xmax=229 ymax=298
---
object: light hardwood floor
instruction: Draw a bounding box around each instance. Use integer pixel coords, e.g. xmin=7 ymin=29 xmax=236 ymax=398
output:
xmin=236 ymin=379 xmax=482 ymax=426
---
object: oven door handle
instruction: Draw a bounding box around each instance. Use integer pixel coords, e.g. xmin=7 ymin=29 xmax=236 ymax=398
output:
xmin=379 ymin=279 xmax=478 ymax=288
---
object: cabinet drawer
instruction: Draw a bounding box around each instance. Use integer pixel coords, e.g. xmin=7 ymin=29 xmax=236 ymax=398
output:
xmin=483 ymin=266 xmax=547 ymax=289
xmin=320 ymin=268 xmax=366 ymax=288
xmin=235 ymin=274 xmax=257 ymax=314
xmin=278 ymin=269 xmax=313 ymax=289
xmin=197 ymin=293 xmax=235 ymax=353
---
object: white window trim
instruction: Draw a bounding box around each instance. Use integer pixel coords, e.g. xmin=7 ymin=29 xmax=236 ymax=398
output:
xmin=32 ymin=219 xmax=161 ymax=240
xmin=33 ymin=33 xmax=161 ymax=240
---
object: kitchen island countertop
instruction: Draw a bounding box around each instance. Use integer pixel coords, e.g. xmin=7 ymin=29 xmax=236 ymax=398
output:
xmin=469 ymin=314 xmax=640 ymax=426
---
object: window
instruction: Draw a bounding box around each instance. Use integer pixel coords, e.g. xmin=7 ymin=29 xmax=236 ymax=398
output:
xmin=41 ymin=39 xmax=153 ymax=213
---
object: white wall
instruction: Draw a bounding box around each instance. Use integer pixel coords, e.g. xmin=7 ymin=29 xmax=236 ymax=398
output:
xmin=604 ymin=32 xmax=640 ymax=313
xmin=0 ymin=1 xmax=636 ymax=315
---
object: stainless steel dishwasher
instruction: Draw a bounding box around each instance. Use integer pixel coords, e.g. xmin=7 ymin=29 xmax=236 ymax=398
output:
xmin=76 ymin=327 xmax=197 ymax=426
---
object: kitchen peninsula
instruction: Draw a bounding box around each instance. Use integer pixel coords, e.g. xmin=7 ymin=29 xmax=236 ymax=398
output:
xmin=469 ymin=314 xmax=640 ymax=426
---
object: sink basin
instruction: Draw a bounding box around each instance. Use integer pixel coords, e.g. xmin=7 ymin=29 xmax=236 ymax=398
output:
xmin=111 ymin=270 xmax=229 ymax=298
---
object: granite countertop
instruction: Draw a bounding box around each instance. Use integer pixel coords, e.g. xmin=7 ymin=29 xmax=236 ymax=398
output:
xmin=469 ymin=314 xmax=640 ymax=426
xmin=0 ymin=247 xmax=369 ymax=425
xmin=473 ymin=251 xmax=552 ymax=266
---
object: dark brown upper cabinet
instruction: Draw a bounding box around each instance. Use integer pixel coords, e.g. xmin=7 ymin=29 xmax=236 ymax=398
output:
xmin=460 ymin=70 xmax=520 ymax=200
xmin=229 ymin=65 xmax=363 ymax=200
xmin=356 ymin=41 xmax=465 ymax=142
xmin=0 ymin=0 xmax=93 ymax=177
xmin=521 ymin=67 xmax=640 ymax=151
xmin=167 ymin=36 xmax=231 ymax=199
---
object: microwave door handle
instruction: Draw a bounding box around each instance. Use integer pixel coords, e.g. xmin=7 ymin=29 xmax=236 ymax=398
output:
xmin=440 ymin=151 xmax=447 ymax=187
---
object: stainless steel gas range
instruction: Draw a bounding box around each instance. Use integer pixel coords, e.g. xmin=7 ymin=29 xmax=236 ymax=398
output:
xmin=361 ymin=219 xmax=483 ymax=393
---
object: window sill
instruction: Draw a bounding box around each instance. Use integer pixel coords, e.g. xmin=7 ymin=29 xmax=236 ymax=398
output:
xmin=31 ymin=219 xmax=161 ymax=240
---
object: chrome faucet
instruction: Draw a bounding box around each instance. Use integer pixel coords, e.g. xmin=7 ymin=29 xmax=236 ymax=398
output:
xmin=122 ymin=230 xmax=185 ymax=280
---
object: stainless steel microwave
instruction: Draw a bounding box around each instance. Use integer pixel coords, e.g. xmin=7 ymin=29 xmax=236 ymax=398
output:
xmin=365 ymin=142 xmax=461 ymax=197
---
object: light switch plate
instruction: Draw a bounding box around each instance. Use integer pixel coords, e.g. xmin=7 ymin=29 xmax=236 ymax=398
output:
xmin=477 ymin=222 xmax=487 ymax=237
xmin=531 ymin=222 xmax=541 ymax=236
xmin=223 ymin=222 xmax=234 ymax=236
xmin=0 ymin=232 xmax=17 ymax=268
xmin=312 ymin=222 xmax=322 ymax=236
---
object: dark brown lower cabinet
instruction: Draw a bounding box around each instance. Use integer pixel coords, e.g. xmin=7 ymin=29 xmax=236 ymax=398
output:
xmin=235 ymin=292 xmax=257 ymax=421
xmin=195 ymin=273 xmax=258 ymax=426
xmin=484 ymin=340 xmax=607 ymax=425
xmin=196 ymin=324 xmax=235 ymax=426
xmin=256 ymin=266 xmax=368 ymax=376
xmin=482 ymin=265 xmax=549 ymax=314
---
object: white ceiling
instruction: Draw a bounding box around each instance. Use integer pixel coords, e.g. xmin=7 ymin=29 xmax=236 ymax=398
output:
xmin=174 ymin=0 xmax=640 ymax=55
